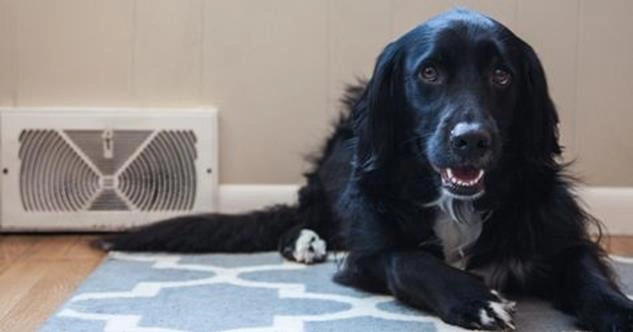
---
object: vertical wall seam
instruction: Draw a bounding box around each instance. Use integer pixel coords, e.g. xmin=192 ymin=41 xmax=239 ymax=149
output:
xmin=389 ymin=0 xmax=395 ymax=38
xmin=12 ymin=0 xmax=19 ymax=106
xmin=198 ymin=0 xmax=204 ymax=105
xmin=515 ymin=0 xmax=519 ymax=26
xmin=325 ymin=0 xmax=332 ymax=120
xmin=572 ymin=0 xmax=583 ymax=158
xmin=130 ymin=0 xmax=138 ymax=105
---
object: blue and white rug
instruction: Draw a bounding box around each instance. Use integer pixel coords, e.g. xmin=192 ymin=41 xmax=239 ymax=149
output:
xmin=42 ymin=252 xmax=633 ymax=332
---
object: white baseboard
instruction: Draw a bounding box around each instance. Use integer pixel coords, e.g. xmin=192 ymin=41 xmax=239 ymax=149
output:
xmin=218 ymin=185 xmax=633 ymax=235
xmin=576 ymin=187 xmax=633 ymax=235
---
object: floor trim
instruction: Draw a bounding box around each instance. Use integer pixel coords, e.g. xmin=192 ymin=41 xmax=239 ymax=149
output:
xmin=218 ymin=185 xmax=633 ymax=235
xmin=576 ymin=187 xmax=633 ymax=235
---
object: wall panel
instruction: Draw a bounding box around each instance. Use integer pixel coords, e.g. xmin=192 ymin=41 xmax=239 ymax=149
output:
xmin=575 ymin=0 xmax=633 ymax=185
xmin=0 ymin=0 xmax=630 ymax=185
xmin=15 ymin=0 xmax=135 ymax=106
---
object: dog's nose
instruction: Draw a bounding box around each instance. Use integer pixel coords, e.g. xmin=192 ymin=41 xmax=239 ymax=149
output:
xmin=450 ymin=122 xmax=492 ymax=159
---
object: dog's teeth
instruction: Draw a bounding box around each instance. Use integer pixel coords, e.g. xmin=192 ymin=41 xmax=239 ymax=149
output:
xmin=444 ymin=168 xmax=485 ymax=187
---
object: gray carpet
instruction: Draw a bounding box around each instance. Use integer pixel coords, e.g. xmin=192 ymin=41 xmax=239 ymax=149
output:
xmin=42 ymin=252 xmax=633 ymax=332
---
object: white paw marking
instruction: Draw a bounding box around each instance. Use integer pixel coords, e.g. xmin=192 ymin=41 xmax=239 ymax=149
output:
xmin=488 ymin=301 xmax=515 ymax=329
xmin=479 ymin=308 xmax=495 ymax=325
xmin=485 ymin=290 xmax=516 ymax=330
xmin=292 ymin=229 xmax=327 ymax=264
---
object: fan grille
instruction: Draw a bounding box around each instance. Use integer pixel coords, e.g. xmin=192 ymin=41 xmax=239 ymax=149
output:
xmin=18 ymin=129 xmax=198 ymax=212
xmin=119 ymin=131 xmax=197 ymax=211
xmin=19 ymin=130 xmax=100 ymax=212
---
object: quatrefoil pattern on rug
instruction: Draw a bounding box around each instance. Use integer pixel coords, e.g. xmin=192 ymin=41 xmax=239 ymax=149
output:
xmin=42 ymin=252 xmax=633 ymax=332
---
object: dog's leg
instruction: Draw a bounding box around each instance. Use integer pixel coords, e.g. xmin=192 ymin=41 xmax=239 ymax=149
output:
xmin=545 ymin=246 xmax=633 ymax=331
xmin=336 ymin=251 xmax=516 ymax=330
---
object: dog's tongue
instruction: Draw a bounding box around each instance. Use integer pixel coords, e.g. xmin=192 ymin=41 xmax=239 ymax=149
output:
xmin=451 ymin=167 xmax=480 ymax=181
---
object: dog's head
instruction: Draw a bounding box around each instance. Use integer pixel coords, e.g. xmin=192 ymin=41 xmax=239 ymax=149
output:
xmin=354 ymin=9 xmax=561 ymax=200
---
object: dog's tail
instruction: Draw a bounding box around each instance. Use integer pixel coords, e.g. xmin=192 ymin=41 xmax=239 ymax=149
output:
xmin=97 ymin=204 xmax=301 ymax=253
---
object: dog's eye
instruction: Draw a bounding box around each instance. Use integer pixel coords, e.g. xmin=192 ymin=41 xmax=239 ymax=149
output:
xmin=491 ymin=68 xmax=512 ymax=87
xmin=420 ymin=65 xmax=440 ymax=83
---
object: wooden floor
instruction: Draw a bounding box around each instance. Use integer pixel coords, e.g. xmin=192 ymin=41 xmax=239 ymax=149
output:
xmin=0 ymin=235 xmax=105 ymax=332
xmin=0 ymin=235 xmax=632 ymax=332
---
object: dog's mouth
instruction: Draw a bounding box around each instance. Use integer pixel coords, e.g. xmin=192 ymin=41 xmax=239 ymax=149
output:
xmin=436 ymin=166 xmax=485 ymax=199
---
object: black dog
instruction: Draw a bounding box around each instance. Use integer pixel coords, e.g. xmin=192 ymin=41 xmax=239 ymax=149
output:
xmin=102 ymin=10 xmax=633 ymax=331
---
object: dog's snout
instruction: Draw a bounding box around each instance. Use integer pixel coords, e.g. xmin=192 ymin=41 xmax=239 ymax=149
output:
xmin=450 ymin=122 xmax=492 ymax=158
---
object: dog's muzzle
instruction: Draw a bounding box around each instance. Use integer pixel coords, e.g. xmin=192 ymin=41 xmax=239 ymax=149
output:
xmin=433 ymin=122 xmax=494 ymax=199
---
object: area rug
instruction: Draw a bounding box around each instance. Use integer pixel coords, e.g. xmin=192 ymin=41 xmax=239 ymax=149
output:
xmin=42 ymin=252 xmax=633 ymax=332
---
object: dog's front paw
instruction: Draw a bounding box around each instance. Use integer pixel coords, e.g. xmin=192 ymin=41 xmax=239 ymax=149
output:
xmin=444 ymin=290 xmax=516 ymax=331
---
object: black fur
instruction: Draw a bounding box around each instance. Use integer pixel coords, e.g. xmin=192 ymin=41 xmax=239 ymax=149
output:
xmin=102 ymin=10 xmax=633 ymax=331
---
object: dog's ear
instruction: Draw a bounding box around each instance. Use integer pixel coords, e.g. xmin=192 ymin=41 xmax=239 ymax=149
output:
xmin=515 ymin=42 xmax=562 ymax=167
xmin=354 ymin=42 xmax=405 ymax=173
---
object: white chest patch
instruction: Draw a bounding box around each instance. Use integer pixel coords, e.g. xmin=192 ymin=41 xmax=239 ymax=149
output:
xmin=433 ymin=211 xmax=483 ymax=268
xmin=427 ymin=194 xmax=490 ymax=269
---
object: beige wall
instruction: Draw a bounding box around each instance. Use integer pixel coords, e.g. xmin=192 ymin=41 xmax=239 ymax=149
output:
xmin=0 ymin=0 xmax=631 ymax=185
